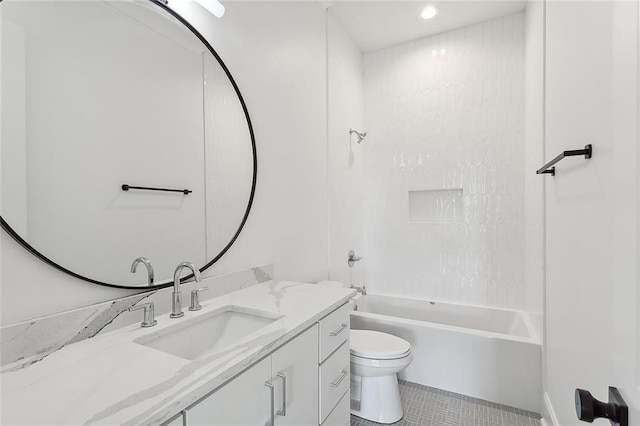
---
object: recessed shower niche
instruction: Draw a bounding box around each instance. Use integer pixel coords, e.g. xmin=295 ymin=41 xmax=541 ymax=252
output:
xmin=408 ymin=189 xmax=464 ymax=223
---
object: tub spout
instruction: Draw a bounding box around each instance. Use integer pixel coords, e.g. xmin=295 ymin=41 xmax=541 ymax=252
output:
xmin=351 ymin=284 xmax=367 ymax=295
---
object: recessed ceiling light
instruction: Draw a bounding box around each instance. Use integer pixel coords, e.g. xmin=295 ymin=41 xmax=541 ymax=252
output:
xmin=421 ymin=5 xmax=438 ymax=20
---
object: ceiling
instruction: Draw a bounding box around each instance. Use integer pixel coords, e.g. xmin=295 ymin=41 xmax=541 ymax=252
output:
xmin=328 ymin=1 xmax=527 ymax=53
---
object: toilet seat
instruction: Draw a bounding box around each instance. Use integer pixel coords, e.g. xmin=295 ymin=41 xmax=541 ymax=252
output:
xmin=350 ymin=352 xmax=413 ymax=369
xmin=350 ymin=330 xmax=411 ymax=360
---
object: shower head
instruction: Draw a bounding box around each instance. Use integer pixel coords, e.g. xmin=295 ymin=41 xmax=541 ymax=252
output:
xmin=349 ymin=128 xmax=367 ymax=143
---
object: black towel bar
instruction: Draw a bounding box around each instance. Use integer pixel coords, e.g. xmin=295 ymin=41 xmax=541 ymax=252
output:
xmin=121 ymin=184 xmax=192 ymax=194
xmin=537 ymin=144 xmax=592 ymax=176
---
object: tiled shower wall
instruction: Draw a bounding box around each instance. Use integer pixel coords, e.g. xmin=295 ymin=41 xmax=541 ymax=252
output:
xmin=362 ymin=13 xmax=527 ymax=309
xmin=327 ymin=10 xmax=365 ymax=287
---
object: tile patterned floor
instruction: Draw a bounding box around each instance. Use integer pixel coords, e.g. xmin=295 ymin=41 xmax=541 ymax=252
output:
xmin=350 ymin=380 xmax=541 ymax=426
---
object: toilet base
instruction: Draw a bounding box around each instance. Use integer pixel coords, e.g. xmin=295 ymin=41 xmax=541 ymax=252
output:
xmin=350 ymin=374 xmax=403 ymax=424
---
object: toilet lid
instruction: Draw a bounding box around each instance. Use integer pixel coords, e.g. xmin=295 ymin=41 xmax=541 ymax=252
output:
xmin=350 ymin=330 xmax=411 ymax=360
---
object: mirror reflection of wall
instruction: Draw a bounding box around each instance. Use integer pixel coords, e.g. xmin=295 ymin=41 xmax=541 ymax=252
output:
xmin=203 ymin=53 xmax=254 ymax=254
xmin=0 ymin=0 xmax=255 ymax=287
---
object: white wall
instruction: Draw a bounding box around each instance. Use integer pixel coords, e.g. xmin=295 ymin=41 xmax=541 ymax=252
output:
xmin=637 ymin=0 xmax=640 ymax=393
xmin=195 ymin=2 xmax=328 ymax=282
xmin=361 ymin=13 xmax=530 ymax=310
xmin=327 ymin=9 xmax=365 ymax=287
xmin=1 ymin=18 xmax=28 ymax=237
xmin=524 ymin=1 xmax=544 ymax=319
xmin=1 ymin=2 xmax=329 ymax=324
xmin=544 ymin=1 xmax=639 ymax=424
xmin=203 ymin=53 xmax=254 ymax=257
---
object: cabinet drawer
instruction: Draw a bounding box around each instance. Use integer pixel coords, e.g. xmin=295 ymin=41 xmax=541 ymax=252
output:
xmin=318 ymin=303 xmax=350 ymax=362
xmin=321 ymin=388 xmax=350 ymax=426
xmin=319 ymin=341 xmax=350 ymax=424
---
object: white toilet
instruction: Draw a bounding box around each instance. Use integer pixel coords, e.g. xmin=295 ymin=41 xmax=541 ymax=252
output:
xmin=350 ymin=329 xmax=413 ymax=424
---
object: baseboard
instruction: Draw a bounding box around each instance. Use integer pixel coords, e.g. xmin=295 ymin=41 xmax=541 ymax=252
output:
xmin=542 ymin=392 xmax=560 ymax=426
xmin=539 ymin=418 xmax=553 ymax=426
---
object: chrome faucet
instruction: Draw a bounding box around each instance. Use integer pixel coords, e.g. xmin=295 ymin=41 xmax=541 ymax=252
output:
xmin=130 ymin=257 xmax=154 ymax=286
xmin=170 ymin=262 xmax=201 ymax=318
xmin=350 ymin=284 xmax=367 ymax=295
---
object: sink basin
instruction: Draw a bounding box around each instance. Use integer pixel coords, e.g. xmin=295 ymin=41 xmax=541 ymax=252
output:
xmin=134 ymin=306 xmax=282 ymax=360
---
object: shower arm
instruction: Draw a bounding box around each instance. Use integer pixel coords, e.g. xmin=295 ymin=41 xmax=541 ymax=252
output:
xmin=349 ymin=128 xmax=367 ymax=143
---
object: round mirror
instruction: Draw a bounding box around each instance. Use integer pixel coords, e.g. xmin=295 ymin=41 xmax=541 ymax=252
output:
xmin=0 ymin=0 xmax=256 ymax=288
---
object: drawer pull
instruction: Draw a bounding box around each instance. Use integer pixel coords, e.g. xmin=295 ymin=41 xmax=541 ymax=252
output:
xmin=276 ymin=372 xmax=287 ymax=416
xmin=265 ymin=381 xmax=274 ymax=426
xmin=329 ymin=323 xmax=348 ymax=337
xmin=330 ymin=369 xmax=348 ymax=387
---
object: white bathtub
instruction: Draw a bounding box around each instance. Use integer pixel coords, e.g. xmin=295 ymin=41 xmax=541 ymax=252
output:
xmin=350 ymin=294 xmax=541 ymax=413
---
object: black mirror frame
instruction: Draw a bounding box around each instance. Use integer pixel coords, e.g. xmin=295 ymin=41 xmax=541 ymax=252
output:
xmin=0 ymin=0 xmax=257 ymax=290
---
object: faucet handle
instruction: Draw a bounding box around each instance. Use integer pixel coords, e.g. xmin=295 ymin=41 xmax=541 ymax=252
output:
xmin=348 ymin=250 xmax=363 ymax=267
xmin=189 ymin=287 xmax=209 ymax=311
xmin=128 ymin=302 xmax=157 ymax=328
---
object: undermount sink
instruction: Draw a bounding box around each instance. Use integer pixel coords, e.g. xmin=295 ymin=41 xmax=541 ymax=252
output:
xmin=134 ymin=306 xmax=282 ymax=360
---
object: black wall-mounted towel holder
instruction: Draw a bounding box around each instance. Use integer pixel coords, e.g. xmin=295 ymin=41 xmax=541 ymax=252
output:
xmin=121 ymin=184 xmax=192 ymax=195
xmin=537 ymin=144 xmax=592 ymax=176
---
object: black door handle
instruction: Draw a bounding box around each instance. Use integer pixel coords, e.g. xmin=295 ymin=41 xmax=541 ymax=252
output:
xmin=575 ymin=387 xmax=628 ymax=426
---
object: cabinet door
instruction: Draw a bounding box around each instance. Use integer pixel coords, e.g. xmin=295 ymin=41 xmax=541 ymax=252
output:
xmin=271 ymin=324 xmax=319 ymax=426
xmin=185 ymin=357 xmax=271 ymax=425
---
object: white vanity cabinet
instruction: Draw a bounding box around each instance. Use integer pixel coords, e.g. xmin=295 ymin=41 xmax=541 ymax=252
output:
xmin=175 ymin=302 xmax=351 ymax=426
xmin=317 ymin=303 xmax=351 ymax=426
xmin=184 ymin=324 xmax=319 ymax=426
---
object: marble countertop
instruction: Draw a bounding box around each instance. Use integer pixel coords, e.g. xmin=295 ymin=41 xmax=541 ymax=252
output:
xmin=1 ymin=281 xmax=355 ymax=425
